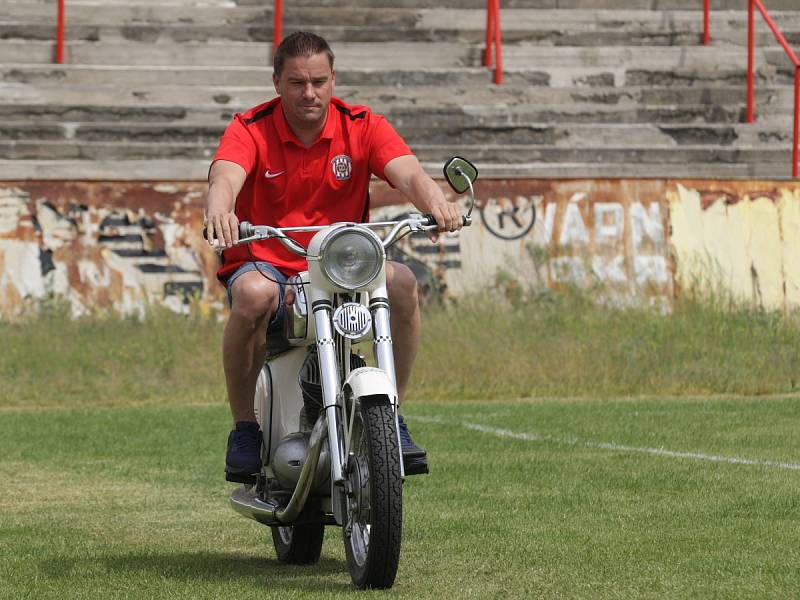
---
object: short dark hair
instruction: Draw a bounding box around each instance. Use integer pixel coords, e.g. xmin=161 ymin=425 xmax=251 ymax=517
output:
xmin=273 ymin=31 xmax=335 ymax=77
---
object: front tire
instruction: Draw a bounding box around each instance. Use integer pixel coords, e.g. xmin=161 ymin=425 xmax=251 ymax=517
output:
xmin=343 ymin=396 xmax=403 ymax=589
xmin=271 ymin=524 xmax=324 ymax=565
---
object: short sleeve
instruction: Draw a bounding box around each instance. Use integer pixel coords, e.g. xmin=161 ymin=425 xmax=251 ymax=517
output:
xmin=367 ymin=115 xmax=413 ymax=181
xmin=211 ymin=115 xmax=257 ymax=177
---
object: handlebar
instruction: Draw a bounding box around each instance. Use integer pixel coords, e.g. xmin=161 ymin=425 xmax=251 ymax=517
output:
xmin=203 ymin=213 xmax=472 ymax=257
xmin=419 ymin=214 xmax=472 ymax=228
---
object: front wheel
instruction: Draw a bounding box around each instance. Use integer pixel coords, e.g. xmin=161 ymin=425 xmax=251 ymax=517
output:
xmin=271 ymin=524 xmax=324 ymax=565
xmin=343 ymin=396 xmax=403 ymax=589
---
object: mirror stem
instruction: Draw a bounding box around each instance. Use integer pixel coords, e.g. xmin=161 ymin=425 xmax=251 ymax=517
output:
xmin=453 ymin=166 xmax=476 ymax=218
xmin=464 ymin=172 xmax=476 ymax=218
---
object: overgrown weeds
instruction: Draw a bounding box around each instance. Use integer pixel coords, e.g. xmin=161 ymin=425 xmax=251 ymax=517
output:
xmin=2 ymin=288 xmax=799 ymax=408
xmin=0 ymin=299 xmax=225 ymax=408
xmin=415 ymin=287 xmax=800 ymax=400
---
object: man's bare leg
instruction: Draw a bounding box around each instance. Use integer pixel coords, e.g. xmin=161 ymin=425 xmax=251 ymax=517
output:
xmin=223 ymin=271 xmax=280 ymax=423
xmin=386 ymin=261 xmax=421 ymax=403
xmin=386 ymin=261 xmax=428 ymax=474
xmin=223 ymin=271 xmax=281 ymax=482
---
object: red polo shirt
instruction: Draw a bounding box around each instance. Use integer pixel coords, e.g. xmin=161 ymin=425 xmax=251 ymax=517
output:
xmin=211 ymin=96 xmax=412 ymax=281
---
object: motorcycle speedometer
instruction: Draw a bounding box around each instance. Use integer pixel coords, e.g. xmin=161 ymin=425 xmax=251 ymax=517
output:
xmin=319 ymin=227 xmax=383 ymax=289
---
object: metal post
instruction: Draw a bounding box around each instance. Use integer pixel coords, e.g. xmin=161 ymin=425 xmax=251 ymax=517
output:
xmin=794 ymin=66 xmax=799 ymax=178
xmin=56 ymin=0 xmax=65 ymax=64
xmin=703 ymin=0 xmax=710 ymax=45
xmin=747 ymin=0 xmax=755 ymax=123
xmin=493 ymin=0 xmax=503 ymax=85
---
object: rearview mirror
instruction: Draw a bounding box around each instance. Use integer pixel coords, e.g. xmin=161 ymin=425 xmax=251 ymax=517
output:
xmin=443 ymin=156 xmax=478 ymax=194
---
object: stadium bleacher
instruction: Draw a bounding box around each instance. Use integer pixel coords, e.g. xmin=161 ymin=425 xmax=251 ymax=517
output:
xmin=2 ymin=0 xmax=800 ymax=179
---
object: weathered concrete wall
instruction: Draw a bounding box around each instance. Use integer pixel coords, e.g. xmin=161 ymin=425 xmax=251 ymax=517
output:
xmin=0 ymin=178 xmax=797 ymax=318
xmin=0 ymin=181 xmax=215 ymax=318
xmin=669 ymin=181 xmax=800 ymax=312
xmin=371 ymin=179 xmax=671 ymax=307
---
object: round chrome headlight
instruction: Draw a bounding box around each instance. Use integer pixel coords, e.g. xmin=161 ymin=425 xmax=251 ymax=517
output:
xmin=319 ymin=227 xmax=383 ymax=289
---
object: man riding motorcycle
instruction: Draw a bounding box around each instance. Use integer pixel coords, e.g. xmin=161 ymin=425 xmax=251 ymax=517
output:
xmin=204 ymin=31 xmax=464 ymax=482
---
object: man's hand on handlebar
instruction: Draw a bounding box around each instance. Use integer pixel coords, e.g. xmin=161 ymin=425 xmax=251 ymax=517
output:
xmin=427 ymin=198 xmax=464 ymax=242
xmin=205 ymin=211 xmax=240 ymax=249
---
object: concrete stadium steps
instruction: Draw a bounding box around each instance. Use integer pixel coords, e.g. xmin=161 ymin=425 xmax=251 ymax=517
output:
xmin=2 ymin=122 xmax=793 ymax=149
xmin=0 ymin=64 xmax=508 ymax=87
xmin=3 ymin=0 xmax=800 ymax=179
xmin=253 ymin=0 xmax=798 ymax=9
xmin=5 ymin=83 xmax=790 ymax=112
xmin=0 ymin=3 xmax=268 ymax=25
xmin=3 ymin=158 xmax=787 ymax=180
xmin=0 ymin=40 xmax=781 ymax=72
xmin=0 ymin=62 xmax=772 ymax=89
xmin=5 ymin=6 xmax=800 ymax=46
xmin=1 ymin=141 xmax=793 ymax=175
xmin=3 ymin=40 xmax=469 ymax=68
xmin=0 ymin=101 xmax=763 ymax=127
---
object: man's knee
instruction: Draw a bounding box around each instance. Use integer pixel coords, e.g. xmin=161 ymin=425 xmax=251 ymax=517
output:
xmin=230 ymin=273 xmax=280 ymax=323
xmin=387 ymin=262 xmax=419 ymax=310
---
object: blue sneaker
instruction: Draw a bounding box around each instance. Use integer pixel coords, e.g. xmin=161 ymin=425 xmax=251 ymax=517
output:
xmin=398 ymin=415 xmax=429 ymax=475
xmin=225 ymin=421 xmax=263 ymax=483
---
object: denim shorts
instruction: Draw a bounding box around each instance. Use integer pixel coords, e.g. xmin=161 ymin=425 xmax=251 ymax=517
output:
xmin=224 ymin=261 xmax=288 ymax=335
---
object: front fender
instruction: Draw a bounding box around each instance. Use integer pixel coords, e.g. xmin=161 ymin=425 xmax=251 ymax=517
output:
xmin=343 ymin=367 xmax=397 ymax=405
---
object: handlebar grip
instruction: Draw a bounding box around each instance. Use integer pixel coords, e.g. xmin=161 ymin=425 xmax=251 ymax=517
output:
xmin=421 ymin=214 xmax=472 ymax=228
xmin=202 ymin=221 xmax=252 ymax=241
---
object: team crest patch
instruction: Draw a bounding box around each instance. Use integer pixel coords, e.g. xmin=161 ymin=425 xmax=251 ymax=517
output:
xmin=331 ymin=154 xmax=352 ymax=181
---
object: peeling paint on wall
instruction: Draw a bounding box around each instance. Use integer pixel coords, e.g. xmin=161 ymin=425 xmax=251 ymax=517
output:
xmin=2 ymin=178 xmax=800 ymax=318
xmin=0 ymin=182 xmax=218 ymax=319
xmin=370 ymin=179 xmax=672 ymax=307
xmin=668 ymin=181 xmax=800 ymax=312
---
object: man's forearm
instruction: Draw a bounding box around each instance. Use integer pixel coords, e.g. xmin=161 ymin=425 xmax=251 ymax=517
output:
xmin=383 ymin=154 xmax=461 ymax=232
xmin=206 ymin=178 xmax=237 ymax=217
xmin=205 ymin=161 xmax=248 ymax=246
xmin=406 ymin=172 xmax=446 ymax=214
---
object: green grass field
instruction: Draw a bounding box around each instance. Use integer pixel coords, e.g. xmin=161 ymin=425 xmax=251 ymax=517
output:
xmin=2 ymin=297 xmax=800 ymax=598
xmin=2 ymin=396 xmax=800 ymax=599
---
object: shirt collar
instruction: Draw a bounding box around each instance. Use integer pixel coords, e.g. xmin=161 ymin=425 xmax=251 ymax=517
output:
xmin=275 ymin=98 xmax=336 ymax=147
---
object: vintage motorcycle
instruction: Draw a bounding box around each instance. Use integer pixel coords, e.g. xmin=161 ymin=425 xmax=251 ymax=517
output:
xmin=226 ymin=157 xmax=478 ymax=589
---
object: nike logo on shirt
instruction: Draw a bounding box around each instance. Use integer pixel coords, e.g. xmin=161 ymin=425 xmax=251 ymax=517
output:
xmin=264 ymin=170 xmax=285 ymax=179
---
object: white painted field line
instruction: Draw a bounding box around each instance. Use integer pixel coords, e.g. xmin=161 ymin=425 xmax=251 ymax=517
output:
xmin=411 ymin=416 xmax=800 ymax=471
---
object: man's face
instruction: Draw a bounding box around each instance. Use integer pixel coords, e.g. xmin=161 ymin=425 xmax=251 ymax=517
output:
xmin=273 ymin=53 xmax=335 ymax=130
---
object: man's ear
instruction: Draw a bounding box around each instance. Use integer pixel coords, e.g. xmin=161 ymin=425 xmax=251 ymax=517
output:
xmin=331 ymin=69 xmax=336 ymax=89
xmin=272 ymin=72 xmax=280 ymax=95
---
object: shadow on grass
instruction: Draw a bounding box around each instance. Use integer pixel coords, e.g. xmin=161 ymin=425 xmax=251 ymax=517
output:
xmin=40 ymin=551 xmax=351 ymax=590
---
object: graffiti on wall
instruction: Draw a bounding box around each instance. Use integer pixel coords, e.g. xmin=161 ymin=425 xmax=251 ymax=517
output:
xmin=371 ymin=179 xmax=672 ymax=304
xmin=0 ymin=182 xmax=220 ymax=319
xmin=0 ymin=179 xmax=677 ymax=317
xmin=6 ymin=178 xmax=799 ymax=317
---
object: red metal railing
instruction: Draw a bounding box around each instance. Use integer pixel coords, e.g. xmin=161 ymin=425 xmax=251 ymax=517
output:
xmin=53 ymin=0 xmax=285 ymax=64
xmin=747 ymin=0 xmax=800 ymax=177
xmin=483 ymin=0 xmax=503 ymax=85
xmin=705 ymin=0 xmax=800 ymax=177
xmin=56 ymin=0 xmax=65 ymax=63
